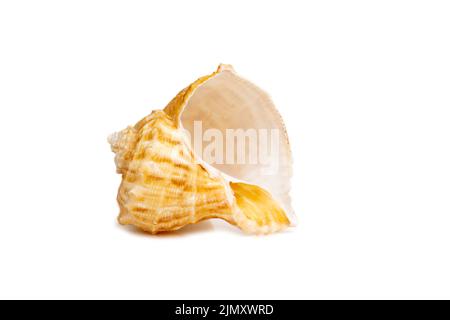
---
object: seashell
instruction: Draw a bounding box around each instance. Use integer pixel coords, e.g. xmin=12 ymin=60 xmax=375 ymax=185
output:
xmin=108 ymin=64 xmax=294 ymax=234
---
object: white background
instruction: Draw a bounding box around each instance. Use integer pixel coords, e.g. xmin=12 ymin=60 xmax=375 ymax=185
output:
xmin=0 ymin=1 xmax=449 ymax=300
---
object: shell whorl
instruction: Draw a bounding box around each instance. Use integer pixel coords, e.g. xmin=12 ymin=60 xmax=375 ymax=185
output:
xmin=114 ymin=111 xmax=234 ymax=233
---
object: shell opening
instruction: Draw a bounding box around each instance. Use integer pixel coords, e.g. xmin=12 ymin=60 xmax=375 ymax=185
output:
xmin=177 ymin=69 xmax=294 ymax=220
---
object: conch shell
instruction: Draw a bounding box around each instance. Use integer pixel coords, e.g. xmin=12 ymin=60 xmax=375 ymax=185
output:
xmin=109 ymin=64 xmax=294 ymax=234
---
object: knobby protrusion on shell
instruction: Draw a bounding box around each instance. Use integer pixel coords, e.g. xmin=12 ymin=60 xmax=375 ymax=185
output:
xmin=109 ymin=64 xmax=294 ymax=235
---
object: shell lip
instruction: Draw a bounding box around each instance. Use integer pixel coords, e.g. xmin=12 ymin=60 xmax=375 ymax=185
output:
xmin=217 ymin=63 xmax=235 ymax=73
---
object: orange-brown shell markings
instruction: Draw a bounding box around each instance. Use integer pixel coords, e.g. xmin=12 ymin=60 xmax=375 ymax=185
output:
xmin=114 ymin=111 xmax=235 ymax=234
